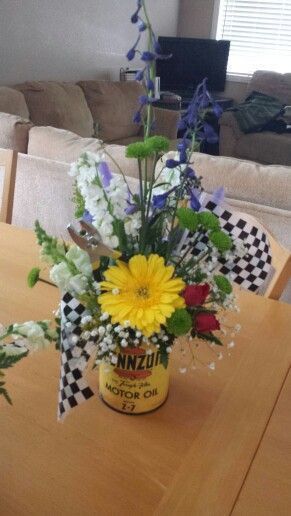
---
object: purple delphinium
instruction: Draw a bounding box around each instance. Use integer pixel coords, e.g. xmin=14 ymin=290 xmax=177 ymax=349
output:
xmin=179 ymin=78 xmax=223 ymax=151
xmin=127 ymin=0 xmax=170 ymax=137
xmin=98 ymin=161 xmax=113 ymax=188
xmin=83 ymin=210 xmax=94 ymax=224
xmin=212 ymin=186 xmax=225 ymax=205
xmin=152 ymin=186 xmax=177 ymax=210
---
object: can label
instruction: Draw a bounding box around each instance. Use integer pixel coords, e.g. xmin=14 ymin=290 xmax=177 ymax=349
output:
xmin=99 ymin=346 xmax=169 ymax=414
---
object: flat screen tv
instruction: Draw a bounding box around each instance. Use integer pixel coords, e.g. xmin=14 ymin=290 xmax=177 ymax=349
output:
xmin=156 ymin=37 xmax=230 ymax=97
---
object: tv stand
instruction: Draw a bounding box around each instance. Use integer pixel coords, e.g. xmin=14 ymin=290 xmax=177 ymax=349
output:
xmin=154 ymin=91 xmax=233 ymax=112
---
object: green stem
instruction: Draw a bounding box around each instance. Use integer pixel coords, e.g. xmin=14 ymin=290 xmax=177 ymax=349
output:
xmin=145 ymin=152 xmax=157 ymax=220
xmin=102 ymin=147 xmax=133 ymax=196
xmin=142 ymin=0 xmax=155 ymax=139
xmin=138 ymin=158 xmax=146 ymax=252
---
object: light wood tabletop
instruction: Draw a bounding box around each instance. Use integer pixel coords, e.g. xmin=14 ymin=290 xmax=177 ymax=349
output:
xmin=1 ymin=222 xmax=291 ymax=516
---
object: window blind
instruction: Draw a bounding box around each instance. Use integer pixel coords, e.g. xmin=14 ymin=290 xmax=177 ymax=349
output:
xmin=216 ymin=0 xmax=291 ymax=77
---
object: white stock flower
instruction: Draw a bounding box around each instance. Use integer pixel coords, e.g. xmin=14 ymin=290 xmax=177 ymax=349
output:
xmin=69 ymin=162 xmax=79 ymax=177
xmin=66 ymin=245 xmax=92 ymax=276
xmin=69 ymin=152 xmax=131 ymax=249
xmin=50 ymin=262 xmax=73 ymax=291
xmin=12 ymin=321 xmax=47 ymax=346
xmin=3 ymin=343 xmax=27 ymax=356
xmin=68 ymin=274 xmax=89 ymax=295
xmin=104 ymin=234 xmax=119 ymax=248
xmin=78 ymin=165 xmax=97 ymax=184
xmin=124 ymin=212 xmax=141 ymax=237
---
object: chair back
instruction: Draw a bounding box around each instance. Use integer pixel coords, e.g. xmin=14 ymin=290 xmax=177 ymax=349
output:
xmin=245 ymin=213 xmax=291 ymax=300
xmin=263 ymin=231 xmax=291 ymax=300
xmin=0 ymin=148 xmax=18 ymax=223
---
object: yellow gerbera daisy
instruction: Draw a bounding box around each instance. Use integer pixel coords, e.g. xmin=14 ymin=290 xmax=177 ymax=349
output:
xmin=98 ymin=254 xmax=185 ymax=337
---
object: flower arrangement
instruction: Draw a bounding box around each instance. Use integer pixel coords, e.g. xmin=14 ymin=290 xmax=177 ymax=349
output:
xmin=0 ymin=0 xmax=249 ymax=413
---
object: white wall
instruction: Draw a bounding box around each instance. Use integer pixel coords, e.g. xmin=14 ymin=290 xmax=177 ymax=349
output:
xmin=0 ymin=0 xmax=179 ymax=85
xmin=177 ymin=0 xmax=215 ymax=39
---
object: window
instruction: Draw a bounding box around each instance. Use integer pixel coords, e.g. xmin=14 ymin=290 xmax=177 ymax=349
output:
xmin=215 ymin=0 xmax=291 ymax=78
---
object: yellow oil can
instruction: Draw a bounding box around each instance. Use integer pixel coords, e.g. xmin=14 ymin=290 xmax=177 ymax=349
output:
xmin=99 ymin=345 xmax=169 ymax=414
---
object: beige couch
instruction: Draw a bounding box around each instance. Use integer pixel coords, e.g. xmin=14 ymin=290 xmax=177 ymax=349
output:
xmin=0 ymin=80 xmax=179 ymax=145
xmin=0 ymin=80 xmax=179 ymax=179
xmin=219 ymin=71 xmax=291 ymax=166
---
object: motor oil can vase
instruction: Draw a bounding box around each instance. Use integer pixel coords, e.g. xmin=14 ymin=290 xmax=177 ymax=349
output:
xmin=99 ymin=345 xmax=170 ymax=414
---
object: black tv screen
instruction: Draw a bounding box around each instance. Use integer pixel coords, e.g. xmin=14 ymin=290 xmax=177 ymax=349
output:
xmin=156 ymin=37 xmax=230 ymax=95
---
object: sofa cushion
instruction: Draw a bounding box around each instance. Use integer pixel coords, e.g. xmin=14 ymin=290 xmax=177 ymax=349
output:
xmin=112 ymin=135 xmax=144 ymax=146
xmin=158 ymin=151 xmax=291 ymax=211
xmin=247 ymin=71 xmax=291 ymax=105
xmin=12 ymin=154 xmax=75 ymax=238
xmin=28 ymin=126 xmax=102 ymax=162
xmin=14 ymin=82 xmax=94 ymax=137
xmin=0 ymin=87 xmax=29 ymax=118
xmin=0 ymin=112 xmax=32 ymax=153
xmin=103 ymin=144 xmax=142 ymax=180
xmin=78 ymin=80 xmax=143 ymax=142
xmin=13 ymin=154 xmax=140 ymax=238
xmin=235 ymin=132 xmax=291 ymax=166
xmin=27 ymin=126 xmax=140 ymax=179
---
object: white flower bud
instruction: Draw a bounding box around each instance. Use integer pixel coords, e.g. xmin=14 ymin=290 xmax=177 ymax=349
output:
xmin=98 ymin=326 xmax=105 ymax=337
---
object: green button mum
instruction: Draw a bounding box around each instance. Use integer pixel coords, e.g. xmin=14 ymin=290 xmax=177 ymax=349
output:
xmin=209 ymin=230 xmax=232 ymax=252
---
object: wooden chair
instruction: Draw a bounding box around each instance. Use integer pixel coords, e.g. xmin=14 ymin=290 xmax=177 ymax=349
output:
xmin=245 ymin=213 xmax=291 ymax=300
xmin=264 ymin=231 xmax=291 ymax=300
xmin=0 ymin=149 xmax=18 ymax=224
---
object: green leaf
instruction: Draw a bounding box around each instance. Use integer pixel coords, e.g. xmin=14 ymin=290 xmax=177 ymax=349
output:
xmin=0 ymin=381 xmax=12 ymax=405
xmin=198 ymin=211 xmax=220 ymax=231
xmin=27 ymin=267 xmax=40 ymax=288
xmin=73 ymin=184 xmax=85 ymax=218
xmin=194 ymin=332 xmax=223 ymax=346
xmin=166 ymin=308 xmax=192 ymax=337
xmin=214 ymin=275 xmax=232 ymax=294
xmin=167 ymin=226 xmax=185 ymax=254
xmin=192 ymin=269 xmax=208 ymax=283
xmin=176 ymin=207 xmax=199 ymax=232
xmin=112 ymin=219 xmax=127 ymax=254
xmin=160 ymin=351 xmax=169 ymax=369
xmin=209 ymin=230 xmax=232 ymax=252
xmin=0 ymin=349 xmax=28 ymax=369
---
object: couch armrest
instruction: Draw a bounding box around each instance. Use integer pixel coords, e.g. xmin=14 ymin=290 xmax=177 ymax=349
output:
xmin=152 ymin=107 xmax=180 ymax=140
xmin=219 ymin=111 xmax=242 ymax=139
xmin=219 ymin=111 xmax=243 ymax=157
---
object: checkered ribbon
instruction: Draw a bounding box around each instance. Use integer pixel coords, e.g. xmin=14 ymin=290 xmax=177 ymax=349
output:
xmin=179 ymin=194 xmax=272 ymax=293
xmin=58 ymin=292 xmax=96 ymax=421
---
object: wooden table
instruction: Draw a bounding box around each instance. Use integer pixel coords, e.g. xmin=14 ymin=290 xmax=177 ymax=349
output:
xmin=1 ymin=222 xmax=291 ymax=516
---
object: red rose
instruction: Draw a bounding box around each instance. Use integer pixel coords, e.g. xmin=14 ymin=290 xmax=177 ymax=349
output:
xmin=195 ymin=312 xmax=220 ymax=333
xmin=183 ymin=284 xmax=210 ymax=306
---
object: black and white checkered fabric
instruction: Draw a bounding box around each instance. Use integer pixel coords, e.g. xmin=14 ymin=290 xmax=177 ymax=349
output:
xmin=58 ymin=292 xmax=96 ymax=421
xmin=179 ymin=194 xmax=272 ymax=293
